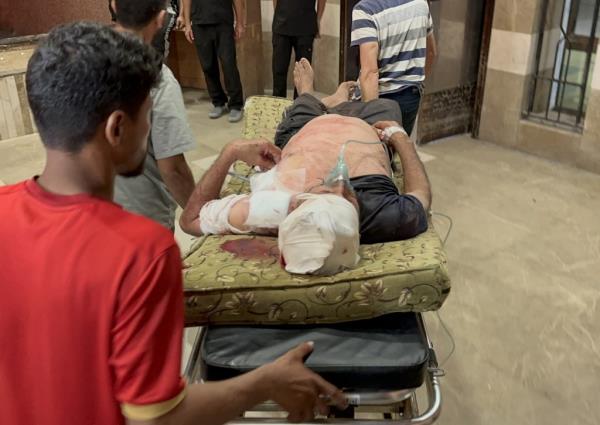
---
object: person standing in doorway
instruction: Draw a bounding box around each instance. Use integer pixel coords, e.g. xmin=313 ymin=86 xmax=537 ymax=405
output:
xmin=351 ymin=0 xmax=437 ymax=136
xmin=182 ymin=0 xmax=246 ymax=123
xmin=271 ymin=0 xmax=327 ymax=98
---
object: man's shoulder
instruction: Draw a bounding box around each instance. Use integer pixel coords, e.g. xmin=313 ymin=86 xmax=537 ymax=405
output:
xmin=150 ymin=64 xmax=197 ymax=160
xmin=93 ymin=202 xmax=177 ymax=257
xmin=154 ymin=64 xmax=181 ymax=97
xmin=0 ymin=181 xmax=26 ymax=196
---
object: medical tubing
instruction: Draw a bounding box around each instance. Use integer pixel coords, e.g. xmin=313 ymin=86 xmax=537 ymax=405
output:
xmin=325 ymin=139 xmax=392 ymax=187
xmin=227 ymin=171 xmax=250 ymax=182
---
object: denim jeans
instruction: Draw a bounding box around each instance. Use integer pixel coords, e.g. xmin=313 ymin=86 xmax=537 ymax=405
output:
xmin=380 ymin=86 xmax=422 ymax=136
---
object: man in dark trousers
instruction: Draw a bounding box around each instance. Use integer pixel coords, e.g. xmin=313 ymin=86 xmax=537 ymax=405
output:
xmin=271 ymin=0 xmax=327 ymax=98
xmin=183 ymin=0 xmax=245 ymax=123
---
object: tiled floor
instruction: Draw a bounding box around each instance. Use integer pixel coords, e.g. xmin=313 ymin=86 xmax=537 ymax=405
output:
xmin=2 ymin=90 xmax=599 ymax=424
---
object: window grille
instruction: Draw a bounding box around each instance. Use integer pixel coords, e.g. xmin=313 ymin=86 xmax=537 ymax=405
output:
xmin=525 ymin=0 xmax=600 ymax=132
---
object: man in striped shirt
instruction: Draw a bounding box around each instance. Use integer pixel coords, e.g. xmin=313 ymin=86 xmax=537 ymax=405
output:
xmin=351 ymin=0 xmax=437 ymax=135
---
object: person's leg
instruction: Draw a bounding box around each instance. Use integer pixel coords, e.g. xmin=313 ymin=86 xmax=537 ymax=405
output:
xmin=272 ymin=33 xmax=293 ymax=98
xmin=151 ymin=11 xmax=177 ymax=60
xmin=192 ymin=24 xmax=228 ymax=110
xmin=216 ymin=23 xmax=244 ymax=112
xmin=381 ymin=86 xmax=422 ymax=135
xmin=274 ymin=61 xmax=328 ymax=148
xmin=291 ymin=35 xmax=314 ymax=98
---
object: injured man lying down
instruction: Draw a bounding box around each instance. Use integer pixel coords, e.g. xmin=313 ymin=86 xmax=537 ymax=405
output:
xmin=181 ymin=59 xmax=432 ymax=275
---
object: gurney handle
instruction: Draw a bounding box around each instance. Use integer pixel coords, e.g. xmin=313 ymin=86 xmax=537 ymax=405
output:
xmin=227 ymin=369 xmax=442 ymax=425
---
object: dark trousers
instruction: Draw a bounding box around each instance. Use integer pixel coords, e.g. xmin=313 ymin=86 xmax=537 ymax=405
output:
xmin=380 ymin=86 xmax=422 ymax=136
xmin=192 ymin=24 xmax=244 ymax=110
xmin=272 ymin=33 xmax=314 ymax=98
xmin=274 ymin=94 xmax=402 ymax=149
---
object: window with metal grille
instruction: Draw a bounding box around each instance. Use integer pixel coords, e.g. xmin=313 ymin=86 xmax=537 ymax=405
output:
xmin=525 ymin=0 xmax=600 ymax=132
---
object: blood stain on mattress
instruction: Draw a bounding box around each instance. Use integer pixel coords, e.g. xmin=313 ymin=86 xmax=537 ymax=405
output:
xmin=221 ymin=239 xmax=280 ymax=260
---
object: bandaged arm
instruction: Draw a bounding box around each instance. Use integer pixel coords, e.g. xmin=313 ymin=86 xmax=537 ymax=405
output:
xmin=199 ymin=194 xmax=251 ymax=235
xmin=180 ymin=140 xmax=281 ymax=237
xmin=200 ymin=190 xmax=292 ymax=235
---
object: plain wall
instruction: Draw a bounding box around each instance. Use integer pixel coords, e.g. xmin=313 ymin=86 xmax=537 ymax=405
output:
xmin=1 ymin=0 xmax=109 ymax=36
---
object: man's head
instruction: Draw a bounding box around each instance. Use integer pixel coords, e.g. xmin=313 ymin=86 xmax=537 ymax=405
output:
xmin=278 ymin=194 xmax=361 ymax=275
xmin=112 ymin=0 xmax=167 ymax=43
xmin=26 ymin=21 xmax=162 ymax=176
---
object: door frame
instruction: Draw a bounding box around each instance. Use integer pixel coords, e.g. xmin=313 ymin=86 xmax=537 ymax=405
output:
xmin=472 ymin=0 xmax=496 ymax=138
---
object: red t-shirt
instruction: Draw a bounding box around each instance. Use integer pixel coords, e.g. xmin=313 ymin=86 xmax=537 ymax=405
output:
xmin=0 ymin=179 xmax=186 ymax=425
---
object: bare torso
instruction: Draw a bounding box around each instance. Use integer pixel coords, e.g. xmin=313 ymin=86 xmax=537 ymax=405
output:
xmin=226 ymin=114 xmax=392 ymax=232
xmin=276 ymin=114 xmax=392 ymax=192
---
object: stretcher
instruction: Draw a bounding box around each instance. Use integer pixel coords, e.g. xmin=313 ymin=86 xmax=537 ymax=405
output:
xmin=184 ymin=96 xmax=450 ymax=424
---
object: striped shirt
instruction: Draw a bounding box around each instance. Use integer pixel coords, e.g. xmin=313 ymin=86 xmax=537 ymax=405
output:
xmin=351 ymin=0 xmax=433 ymax=94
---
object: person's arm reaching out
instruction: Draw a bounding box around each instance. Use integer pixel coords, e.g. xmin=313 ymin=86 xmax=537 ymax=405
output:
xmin=157 ymin=154 xmax=195 ymax=208
xmin=373 ymin=121 xmax=431 ymax=211
xmin=180 ymin=139 xmax=281 ymax=236
xmin=119 ymin=244 xmax=347 ymax=425
xmin=128 ymin=341 xmax=347 ymax=425
xmin=233 ymin=0 xmax=246 ymax=40
xmin=358 ymin=41 xmax=380 ymax=102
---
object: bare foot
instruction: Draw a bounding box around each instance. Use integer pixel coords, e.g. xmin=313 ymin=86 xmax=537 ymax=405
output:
xmin=322 ymin=81 xmax=357 ymax=108
xmin=293 ymin=58 xmax=315 ymax=95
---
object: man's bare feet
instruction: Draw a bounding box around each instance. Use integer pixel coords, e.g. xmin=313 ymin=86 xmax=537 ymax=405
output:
xmin=293 ymin=58 xmax=315 ymax=95
xmin=322 ymin=81 xmax=357 ymax=108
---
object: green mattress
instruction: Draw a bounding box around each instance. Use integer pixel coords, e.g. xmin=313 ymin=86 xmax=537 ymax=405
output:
xmin=183 ymin=96 xmax=450 ymax=326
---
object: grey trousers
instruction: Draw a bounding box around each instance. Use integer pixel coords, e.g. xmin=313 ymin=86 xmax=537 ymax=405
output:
xmin=274 ymin=94 xmax=403 ymax=149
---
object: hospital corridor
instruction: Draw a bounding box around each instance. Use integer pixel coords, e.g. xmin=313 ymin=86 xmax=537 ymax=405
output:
xmin=1 ymin=1 xmax=599 ymax=425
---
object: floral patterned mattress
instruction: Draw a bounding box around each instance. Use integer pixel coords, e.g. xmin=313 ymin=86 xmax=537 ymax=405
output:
xmin=182 ymin=96 xmax=451 ymax=326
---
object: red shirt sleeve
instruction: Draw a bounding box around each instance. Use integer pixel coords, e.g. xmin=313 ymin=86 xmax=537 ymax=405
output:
xmin=110 ymin=243 xmax=185 ymax=407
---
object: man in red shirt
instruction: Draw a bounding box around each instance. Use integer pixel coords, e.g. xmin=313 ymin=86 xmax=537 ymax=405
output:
xmin=0 ymin=19 xmax=345 ymax=425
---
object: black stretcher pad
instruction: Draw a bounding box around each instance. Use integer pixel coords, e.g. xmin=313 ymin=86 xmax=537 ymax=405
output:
xmin=201 ymin=313 xmax=429 ymax=391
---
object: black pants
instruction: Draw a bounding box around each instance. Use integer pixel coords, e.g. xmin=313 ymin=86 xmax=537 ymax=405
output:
xmin=192 ymin=24 xmax=244 ymax=110
xmin=272 ymin=33 xmax=314 ymax=98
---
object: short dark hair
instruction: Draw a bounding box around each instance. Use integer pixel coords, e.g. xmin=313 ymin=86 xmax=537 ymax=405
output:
xmin=26 ymin=21 xmax=162 ymax=152
xmin=114 ymin=0 xmax=167 ymax=29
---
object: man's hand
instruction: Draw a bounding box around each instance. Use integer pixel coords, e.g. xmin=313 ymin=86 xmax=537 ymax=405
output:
xmin=373 ymin=120 xmax=401 ymax=133
xmin=176 ymin=15 xmax=185 ymax=30
xmin=372 ymin=121 xmax=408 ymax=146
xmin=259 ymin=342 xmax=348 ymax=422
xmin=235 ymin=23 xmax=246 ymax=40
xmin=184 ymin=24 xmax=194 ymax=43
xmin=227 ymin=138 xmax=282 ymax=170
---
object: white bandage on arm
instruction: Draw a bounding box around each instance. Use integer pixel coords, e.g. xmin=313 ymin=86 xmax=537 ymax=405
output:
xmin=383 ymin=125 xmax=408 ymax=141
xmin=245 ymin=190 xmax=292 ymax=229
xmin=199 ymin=194 xmax=251 ymax=235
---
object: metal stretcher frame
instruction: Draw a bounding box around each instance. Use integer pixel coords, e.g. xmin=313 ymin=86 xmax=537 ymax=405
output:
xmin=184 ymin=313 xmax=444 ymax=425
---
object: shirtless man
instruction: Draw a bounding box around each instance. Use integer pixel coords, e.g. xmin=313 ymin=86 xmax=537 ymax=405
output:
xmin=181 ymin=59 xmax=431 ymax=274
